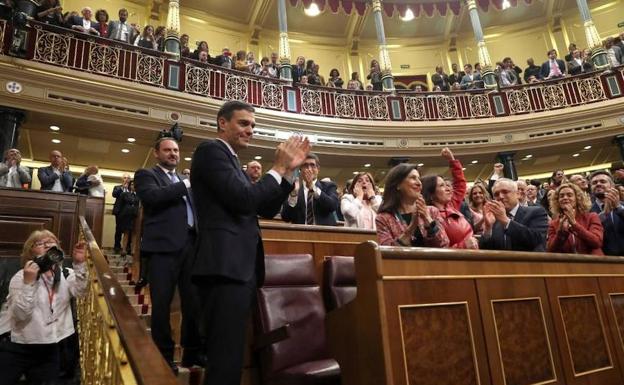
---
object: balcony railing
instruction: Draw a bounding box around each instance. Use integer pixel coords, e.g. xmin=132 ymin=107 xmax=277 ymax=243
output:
xmin=3 ymin=18 xmax=624 ymax=122
xmin=78 ymin=215 xmax=177 ymax=385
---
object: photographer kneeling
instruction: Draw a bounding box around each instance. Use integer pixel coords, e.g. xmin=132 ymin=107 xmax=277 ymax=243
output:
xmin=0 ymin=230 xmax=88 ymax=385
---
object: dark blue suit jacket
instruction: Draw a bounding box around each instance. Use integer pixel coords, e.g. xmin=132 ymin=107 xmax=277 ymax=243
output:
xmin=134 ymin=166 xmax=194 ymax=253
xmin=591 ymin=201 xmax=624 ymax=256
xmin=479 ymin=205 xmax=549 ymax=251
xmin=281 ymin=180 xmax=339 ymax=226
xmin=37 ymin=166 xmax=73 ymax=192
xmin=539 ymin=59 xmax=566 ymax=79
xmin=190 ymin=140 xmax=293 ymax=284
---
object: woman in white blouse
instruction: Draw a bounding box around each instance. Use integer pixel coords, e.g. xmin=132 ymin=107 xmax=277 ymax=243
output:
xmin=0 ymin=230 xmax=87 ymax=384
xmin=341 ymin=172 xmax=382 ymax=230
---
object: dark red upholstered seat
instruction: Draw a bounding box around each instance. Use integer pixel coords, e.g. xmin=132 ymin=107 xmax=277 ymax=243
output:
xmin=255 ymin=254 xmax=341 ymax=385
xmin=323 ymin=256 xmax=356 ymax=311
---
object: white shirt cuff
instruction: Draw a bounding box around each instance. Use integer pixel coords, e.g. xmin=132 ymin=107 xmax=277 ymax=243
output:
xmin=267 ymin=170 xmax=282 ymax=185
xmin=183 ymin=179 xmax=191 ymax=188
xmin=313 ymin=186 xmax=321 ymax=198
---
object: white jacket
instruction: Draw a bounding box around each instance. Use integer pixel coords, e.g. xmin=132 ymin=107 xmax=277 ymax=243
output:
xmin=7 ymin=262 xmax=87 ymax=344
xmin=340 ymin=194 xmax=382 ymax=230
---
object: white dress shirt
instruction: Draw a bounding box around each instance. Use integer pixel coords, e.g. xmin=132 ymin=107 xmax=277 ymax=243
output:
xmin=51 ymin=169 xmax=64 ymax=192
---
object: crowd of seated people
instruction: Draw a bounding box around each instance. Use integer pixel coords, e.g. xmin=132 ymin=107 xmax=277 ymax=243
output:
xmin=253 ymin=145 xmax=624 ymax=257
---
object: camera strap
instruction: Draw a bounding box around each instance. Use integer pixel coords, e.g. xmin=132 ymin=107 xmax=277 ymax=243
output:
xmin=42 ymin=279 xmax=55 ymax=314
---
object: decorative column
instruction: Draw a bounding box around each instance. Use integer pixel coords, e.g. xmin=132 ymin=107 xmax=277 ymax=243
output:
xmin=277 ymin=0 xmax=293 ymax=81
xmin=163 ymin=0 xmax=180 ymax=59
xmin=615 ymin=134 xmax=624 ymax=161
xmin=497 ymin=151 xmax=518 ymax=181
xmin=371 ymin=0 xmax=394 ymax=91
xmin=574 ymin=0 xmax=609 ymax=69
xmin=0 ymin=107 xmax=26 ymax=158
xmin=465 ymin=0 xmax=497 ymax=89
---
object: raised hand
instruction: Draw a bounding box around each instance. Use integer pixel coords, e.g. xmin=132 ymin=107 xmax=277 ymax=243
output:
xmin=493 ymin=163 xmax=504 ymax=176
xmin=485 ymin=200 xmax=508 ymax=224
xmin=441 ymin=147 xmax=455 ymax=161
xmin=273 ymin=136 xmax=311 ymax=175
xmin=23 ymin=261 xmax=40 ymax=284
xmin=72 ymin=241 xmax=87 ymax=263
xmin=604 ymin=188 xmax=620 ymax=213
xmin=353 ymin=183 xmax=364 ymax=200
xmin=482 ymin=205 xmax=496 ymax=230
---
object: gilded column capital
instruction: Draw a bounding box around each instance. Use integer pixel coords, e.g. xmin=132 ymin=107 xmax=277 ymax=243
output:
xmin=466 ymin=0 xmax=477 ymax=11
xmin=371 ymin=0 xmax=382 ymax=13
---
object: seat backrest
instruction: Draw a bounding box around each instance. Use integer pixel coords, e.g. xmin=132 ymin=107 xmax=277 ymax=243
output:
xmin=323 ymin=256 xmax=356 ymax=311
xmin=255 ymin=254 xmax=330 ymax=375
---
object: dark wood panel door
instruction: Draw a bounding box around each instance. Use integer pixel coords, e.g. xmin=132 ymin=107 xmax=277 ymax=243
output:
xmin=598 ymin=277 xmax=624 ymax=380
xmin=546 ymin=277 xmax=623 ymax=385
xmin=477 ymin=278 xmax=564 ymax=385
xmin=382 ymin=279 xmax=492 ymax=385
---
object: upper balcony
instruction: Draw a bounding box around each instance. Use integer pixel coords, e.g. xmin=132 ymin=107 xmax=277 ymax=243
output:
xmin=1 ymin=17 xmax=623 ymax=176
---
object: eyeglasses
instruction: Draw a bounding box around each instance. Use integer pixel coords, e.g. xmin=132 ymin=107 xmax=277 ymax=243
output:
xmin=33 ymin=241 xmax=57 ymax=248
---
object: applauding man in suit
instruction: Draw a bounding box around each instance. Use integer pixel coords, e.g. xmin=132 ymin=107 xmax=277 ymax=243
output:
xmin=480 ymin=178 xmax=549 ymax=251
xmin=134 ymin=138 xmax=201 ymax=373
xmin=190 ymin=101 xmax=310 ymax=385
xmin=281 ymin=153 xmax=339 ymax=226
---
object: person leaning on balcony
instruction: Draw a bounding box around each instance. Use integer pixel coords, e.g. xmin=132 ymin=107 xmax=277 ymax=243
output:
xmin=0 ymin=230 xmax=87 ymax=385
xmin=367 ymin=59 xmax=383 ymax=91
xmin=347 ymin=72 xmax=364 ymax=90
xmin=341 ymin=172 xmax=381 ymax=230
xmin=38 ymin=150 xmax=73 ymax=193
xmin=523 ymin=58 xmax=541 ymax=82
xmin=107 ymin=8 xmax=139 ymax=45
xmin=94 ymin=9 xmax=108 ymax=36
xmin=540 ymin=49 xmax=566 ymax=80
xmin=547 ymin=183 xmax=604 ymax=255
xmin=375 ymin=163 xmax=449 ymax=247
xmin=134 ymin=25 xmax=158 ymax=50
xmin=421 ymin=148 xmax=478 ymax=249
xmin=68 ymin=7 xmax=100 ymax=36
xmin=568 ymin=49 xmax=593 ymax=75
xmin=35 ymin=0 xmax=63 ymax=27
xmin=0 ymin=148 xmax=31 ymax=189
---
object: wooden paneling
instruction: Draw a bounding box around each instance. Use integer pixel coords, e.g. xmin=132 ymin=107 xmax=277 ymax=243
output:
xmin=547 ymin=278 xmax=622 ymax=384
xmin=328 ymin=243 xmax=624 ymax=385
xmin=478 ymin=278 xmax=563 ymax=385
xmin=0 ymin=188 xmax=105 ymax=255
xmin=381 ymin=279 xmax=490 ymax=385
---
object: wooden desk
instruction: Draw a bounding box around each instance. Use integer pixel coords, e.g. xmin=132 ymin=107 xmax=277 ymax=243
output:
xmin=260 ymin=220 xmax=375 ymax=279
xmin=328 ymin=242 xmax=624 ymax=385
xmin=0 ymin=188 xmax=104 ymax=253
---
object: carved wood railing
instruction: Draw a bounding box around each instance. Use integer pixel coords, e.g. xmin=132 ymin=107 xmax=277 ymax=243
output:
xmin=78 ymin=216 xmax=177 ymax=385
xmin=2 ymin=18 xmax=624 ymax=121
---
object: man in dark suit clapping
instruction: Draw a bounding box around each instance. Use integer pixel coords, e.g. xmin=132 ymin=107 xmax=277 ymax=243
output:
xmin=480 ymin=178 xmax=549 ymax=251
xmin=190 ymin=101 xmax=310 ymax=385
xmin=134 ymin=138 xmax=201 ymax=373
xmin=281 ymin=153 xmax=339 ymax=226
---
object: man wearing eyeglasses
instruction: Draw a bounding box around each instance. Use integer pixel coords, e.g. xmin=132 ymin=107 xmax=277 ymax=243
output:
xmin=480 ymin=178 xmax=549 ymax=251
xmin=281 ymin=153 xmax=339 ymax=226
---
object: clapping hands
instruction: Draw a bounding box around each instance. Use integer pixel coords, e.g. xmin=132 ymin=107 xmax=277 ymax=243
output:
xmin=273 ymin=135 xmax=311 ymax=176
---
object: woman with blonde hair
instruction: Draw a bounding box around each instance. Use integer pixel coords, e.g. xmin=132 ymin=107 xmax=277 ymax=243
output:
xmin=547 ymin=182 xmax=604 ymax=254
xmin=340 ymin=172 xmax=381 ymax=229
xmin=0 ymin=230 xmax=87 ymax=383
xmin=467 ymin=182 xmax=491 ymax=235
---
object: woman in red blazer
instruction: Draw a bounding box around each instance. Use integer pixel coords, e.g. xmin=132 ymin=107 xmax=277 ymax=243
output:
xmin=547 ymin=183 xmax=604 ymax=255
xmin=420 ymin=148 xmax=478 ymax=249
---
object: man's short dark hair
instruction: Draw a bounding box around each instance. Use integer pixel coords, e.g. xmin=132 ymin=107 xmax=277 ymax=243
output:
xmin=589 ymin=170 xmax=613 ymax=184
xmin=154 ymin=137 xmax=178 ymax=150
xmin=119 ymin=8 xmax=127 ymax=14
xmin=305 ymin=153 xmax=320 ymax=167
xmin=216 ymin=101 xmax=255 ymax=131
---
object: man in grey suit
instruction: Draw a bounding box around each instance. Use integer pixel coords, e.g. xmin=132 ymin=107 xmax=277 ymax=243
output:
xmin=460 ymin=64 xmax=482 ymax=90
xmin=106 ymin=8 xmax=139 ymax=44
xmin=0 ymin=149 xmax=31 ymax=188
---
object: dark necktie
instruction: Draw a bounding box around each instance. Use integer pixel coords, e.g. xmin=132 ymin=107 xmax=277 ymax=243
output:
xmin=306 ymin=189 xmax=314 ymax=225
